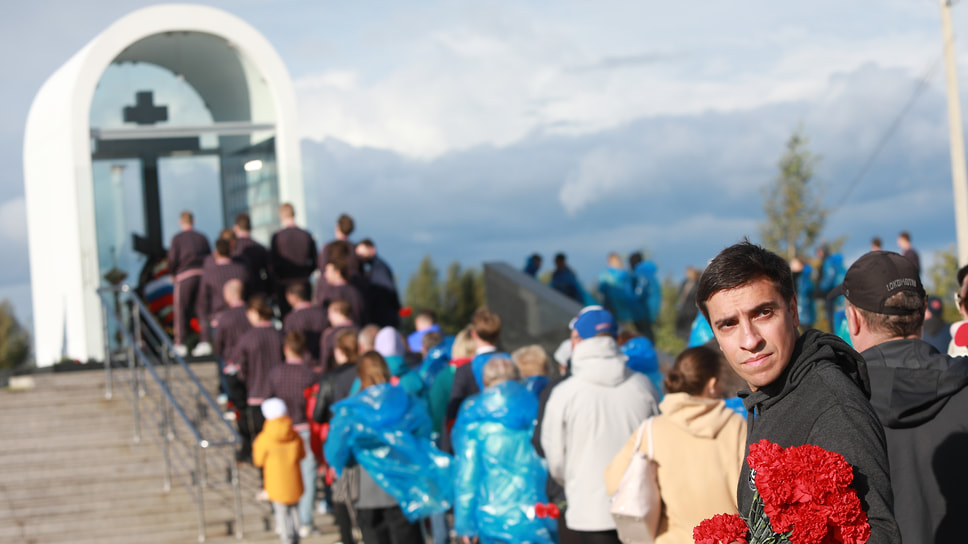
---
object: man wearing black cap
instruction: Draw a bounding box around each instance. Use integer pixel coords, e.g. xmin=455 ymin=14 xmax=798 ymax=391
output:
xmin=840 ymin=251 xmax=968 ymax=544
xmin=698 ymin=241 xmax=900 ymax=543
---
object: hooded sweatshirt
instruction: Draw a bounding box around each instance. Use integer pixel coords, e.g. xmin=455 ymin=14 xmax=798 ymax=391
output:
xmin=862 ymin=338 xmax=968 ymax=544
xmin=252 ymin=415 xmax=305 ymax=505
xmin=604 ymin=393 xmax=746 ymax=544
xmin=739 ymin=329 xmax=900 ymax=543
xmin=452 ymin=380 xmax=556 ymax=544
xmin=540 ymin=335 xmax=660 ymax=531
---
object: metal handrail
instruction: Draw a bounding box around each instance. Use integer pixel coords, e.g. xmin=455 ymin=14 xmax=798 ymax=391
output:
xmin=97 ymin=284 xmax=244 ymax=542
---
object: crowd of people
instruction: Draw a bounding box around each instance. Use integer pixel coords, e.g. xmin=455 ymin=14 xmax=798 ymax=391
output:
xmin=164 ymin=208 xmax=967 ymax=544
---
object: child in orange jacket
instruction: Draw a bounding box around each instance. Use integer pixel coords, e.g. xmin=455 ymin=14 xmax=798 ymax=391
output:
xmin=253 ymin=398 xmax=306 ymax=544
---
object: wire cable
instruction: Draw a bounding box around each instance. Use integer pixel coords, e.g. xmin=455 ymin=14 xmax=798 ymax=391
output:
xmin=831 ymin=54 xmax=943 ymax=212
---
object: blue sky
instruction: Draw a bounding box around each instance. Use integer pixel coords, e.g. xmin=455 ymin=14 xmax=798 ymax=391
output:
xmin=2 ymin=1 xmax=968 ymax=333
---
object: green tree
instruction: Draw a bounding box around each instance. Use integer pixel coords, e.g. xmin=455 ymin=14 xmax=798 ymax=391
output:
xmin=926 ymin=245 xmax=962 ymax=323
xmin=0 ymin=300 xmax=30 ymax=370
xmin=403 ymin=256 xmax=485 ymax=336
xmin=403 ymin=255 xmax=442 ymax=333
xmin=760 ymin=127 xmax=827 ymax=261
xmin=653 ymin=276 xmax=686 ymax=357
xmin=440 ymin=263 xmax=485 ymax=334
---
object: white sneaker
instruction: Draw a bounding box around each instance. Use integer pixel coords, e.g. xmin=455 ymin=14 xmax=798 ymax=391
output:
xmin=173 ymin=344 xmax=188 ymax=357
xmin=316 ymin=501 xmax=331 ymax=514
xmin=298 ymin=525 xmax=314 ymax=538
xmin=192 ymin=342 xmax=212 ymax=357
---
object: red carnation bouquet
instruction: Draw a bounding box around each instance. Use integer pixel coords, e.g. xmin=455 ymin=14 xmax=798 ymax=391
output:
xmin=693 ymin=440 xmax=870 ymax=544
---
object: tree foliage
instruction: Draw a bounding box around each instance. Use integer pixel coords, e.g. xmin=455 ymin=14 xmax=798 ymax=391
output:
xmin=653 ymin=275 xmax=686 ymax=358
xmin=403 ymin=255 xmax=485 ymax=335
xmin=761 ymin=128 xmax=827 ymax=261
xmin=0 ymin=300 xmax=30 ymax=370
xmin=926 ymin=245 xmax=962 ymax=323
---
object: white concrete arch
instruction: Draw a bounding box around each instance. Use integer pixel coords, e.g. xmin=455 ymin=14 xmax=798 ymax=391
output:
xmin=24 ymin=4 xmax=304 ymax=366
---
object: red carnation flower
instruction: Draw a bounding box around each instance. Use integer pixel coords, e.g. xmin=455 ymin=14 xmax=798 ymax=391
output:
xmin=698 ymin=440 xmax=870 ymax=544
xmin=693 ymin=513 xmax=749 ymax=544
xmin=535 ymin=503 xmax=548 ymax=519
xmin=547 ymin=503 xmax=560 ymax=519
xmin=399 ymin=306 xmax=413 ymax=317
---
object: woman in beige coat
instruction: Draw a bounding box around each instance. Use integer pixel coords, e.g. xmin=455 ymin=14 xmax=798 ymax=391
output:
xmin=605 ymin=345 xmax=747 ymax=544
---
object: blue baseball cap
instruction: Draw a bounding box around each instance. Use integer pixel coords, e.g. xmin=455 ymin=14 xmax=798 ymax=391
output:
xmin=570 ymin=305 xmax=617 ymax=339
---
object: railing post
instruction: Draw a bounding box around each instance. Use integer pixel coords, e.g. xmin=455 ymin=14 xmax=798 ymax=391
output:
xmin=195 ymin=444 xmax=207 ymax=543
xmin=161 ymin=377 xmax=173 ymax=493
xmin=101 ymin=291 xmax=113 ymax=401
xmin=128 ymin=338 xmax=141 ymax=443
xmin=132 ymin=300 xmax=146 ymax=398
xmin=230 ymin=449 xmax=244 ymax=539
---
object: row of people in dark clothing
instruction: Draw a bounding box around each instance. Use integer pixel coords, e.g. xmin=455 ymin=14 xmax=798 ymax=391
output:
xmin=165 ymin=206 xmax=401 ymax=358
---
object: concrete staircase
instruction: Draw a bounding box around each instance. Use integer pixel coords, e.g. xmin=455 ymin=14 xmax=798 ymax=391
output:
xmin=0 ymin=365 xmax=344 ymax=544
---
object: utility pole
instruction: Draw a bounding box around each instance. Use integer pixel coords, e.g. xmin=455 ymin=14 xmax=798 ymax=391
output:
xmin=940 ymin=0 xmax=968 ymax=265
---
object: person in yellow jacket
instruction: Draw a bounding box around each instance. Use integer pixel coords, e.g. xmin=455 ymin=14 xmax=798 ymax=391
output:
xmin=254 ymin=397 xmax=306 ymax=544
xmin=604 ymin=346 xmax=747 ymax=544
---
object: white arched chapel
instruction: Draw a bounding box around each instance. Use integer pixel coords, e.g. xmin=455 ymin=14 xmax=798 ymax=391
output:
xmin=24 ymin=4 xmax=304 ymax=366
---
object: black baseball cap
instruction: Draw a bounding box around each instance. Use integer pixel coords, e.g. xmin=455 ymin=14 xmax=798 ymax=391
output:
xmin=831 ymin=251 xmax=925 ymax=315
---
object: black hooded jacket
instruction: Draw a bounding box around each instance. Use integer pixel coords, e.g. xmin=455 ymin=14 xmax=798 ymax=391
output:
xmin=862 ymin=338 xmax=968 ymax=544
xmin=739 ymin=329 xmax=900 ymax=543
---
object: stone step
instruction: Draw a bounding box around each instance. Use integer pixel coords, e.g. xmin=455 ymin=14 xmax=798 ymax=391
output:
xmin=0 ymin=366 xmax=346 ymax=544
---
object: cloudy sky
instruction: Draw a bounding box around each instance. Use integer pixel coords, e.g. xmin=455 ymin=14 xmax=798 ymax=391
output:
xmin=3 ymin=0 xmax=968 ymax=333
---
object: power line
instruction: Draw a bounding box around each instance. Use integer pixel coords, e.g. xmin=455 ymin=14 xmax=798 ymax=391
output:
xmin=831 ymin=55 xmax=943 ymax=212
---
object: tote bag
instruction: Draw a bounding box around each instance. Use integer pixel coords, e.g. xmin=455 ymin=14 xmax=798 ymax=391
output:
xmin=609 ymin=417 xmax=661 ymax=544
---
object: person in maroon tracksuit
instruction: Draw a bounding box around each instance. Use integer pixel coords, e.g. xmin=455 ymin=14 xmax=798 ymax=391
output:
xmin=314 ymin=246 xmax=366 ymax=325
xmin=167 ymin=210 xmax=211 ymax=355
xmin=317 ymin=214 xmax=361 ymax=290
xmin=196 ymin=238 xmax=250 ymax=356
xmin=319 ymin=300 xmax=359 ymax=375
xmin=282 ymin=283 xmax=329 ymax=373
xmin=228 ymin=295 xmax=284 ymax=461
xmin=232 ymin=213 xmax=270 ymax=296
xmin=269 ymin=203 xmax=317 ymax=318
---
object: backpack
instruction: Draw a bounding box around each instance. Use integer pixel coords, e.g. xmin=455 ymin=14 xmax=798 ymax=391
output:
xmin=609 ymin=417 xmax=661 ymax=544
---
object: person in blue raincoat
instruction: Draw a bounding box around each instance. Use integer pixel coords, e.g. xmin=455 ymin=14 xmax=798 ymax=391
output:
xmin=621 ymin=336 xmax=664 ymax=396
xmin=598 ymin=253 xmax=638 ymax=326
xmin=325 ymin=351 xmax=453 ymax=544
xmin=790 ymin=256 xmax=816 ymax=329
xmin=629 ymin=252 xmax=662 ymax=341
xmin=816 ymin=245 xmax=846 ymax=332
xmin=452 ymin=357 xmax=557 ymax=544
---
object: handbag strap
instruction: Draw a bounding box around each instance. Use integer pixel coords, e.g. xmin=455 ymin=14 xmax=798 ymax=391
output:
xmin=632 ymin=416 xmax=655 ymax=459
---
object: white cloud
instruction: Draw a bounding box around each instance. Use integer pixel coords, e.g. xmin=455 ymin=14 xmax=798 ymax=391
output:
xmin=559 ymin=147 xmax=636 ymax=215
xmin=290 ymin=1 xmax=955 ymax=160
xmin=0 ymin=197 xmax=27 ymax=247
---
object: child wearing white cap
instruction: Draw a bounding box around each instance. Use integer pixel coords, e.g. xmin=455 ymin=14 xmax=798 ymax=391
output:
xmin=253 ymin=398 xmax=305 ymax=544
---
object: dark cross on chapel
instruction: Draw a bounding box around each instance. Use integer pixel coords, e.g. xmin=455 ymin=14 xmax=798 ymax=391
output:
xmin=123 ymin=91 xmax=168 ymax=125
xmin=94 ymin=90 xmax=196 ymax=260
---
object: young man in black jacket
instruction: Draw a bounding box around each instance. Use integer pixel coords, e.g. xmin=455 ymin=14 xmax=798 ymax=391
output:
xmin=839 ymin=250 xmax=968 ymax=544
xmin=697 ymin=241 xmax=900 ymax=543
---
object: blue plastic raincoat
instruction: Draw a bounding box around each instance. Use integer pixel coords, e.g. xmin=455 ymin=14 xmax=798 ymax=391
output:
xmin=795 ymin=263 xmax=817 ymax=327
xmin=598 ymin=267 xmax=638 ymax=323
xmin=621 ymin=336 xmax=664 ymax=395
xmin=452 ymin=380 xmax=556 ymax=544
xmin=819 ymin=253 xmax=847 ymax=314
xmin=325 ymin=383 xmax=453 ymax=521
xmin=687 ymin=314 xmax=715 ymax=347
xmin=632 ymin=260 xmax=662 ymax=324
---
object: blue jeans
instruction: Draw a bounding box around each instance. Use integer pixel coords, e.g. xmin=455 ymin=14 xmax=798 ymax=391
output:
xmin=429 ymin=511 xmax=449 ymax=544
xmin=298 ymin=430 xmax=317 ymax=527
